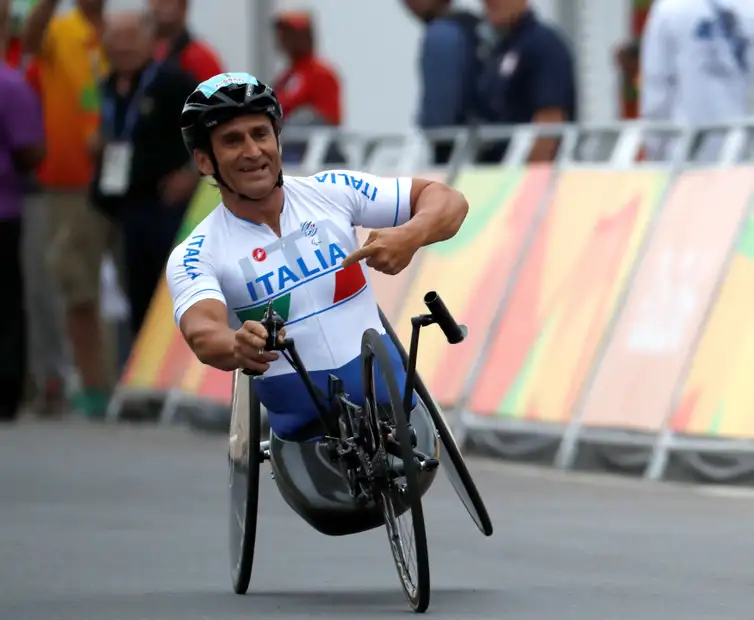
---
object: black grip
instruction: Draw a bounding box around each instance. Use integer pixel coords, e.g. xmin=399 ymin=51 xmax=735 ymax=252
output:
xmin=424 ymin=291 xmax=467 ymax=344
xmin=240 ymin=300 xmax=285 ymax=377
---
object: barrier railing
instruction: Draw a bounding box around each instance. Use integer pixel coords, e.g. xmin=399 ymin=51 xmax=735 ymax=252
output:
xmin=110 ymin=118 xmax=754 ymax=483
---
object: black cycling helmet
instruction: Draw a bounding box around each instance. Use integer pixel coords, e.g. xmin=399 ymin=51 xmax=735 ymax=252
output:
xmin=181 ymin=73 xmax=284 ymax=200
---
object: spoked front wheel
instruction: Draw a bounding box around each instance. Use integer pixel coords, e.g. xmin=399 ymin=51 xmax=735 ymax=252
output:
xmin=228 ymin=371 xmax=262 ymax=594
xmin=361 ymin=328 xmax=430 ymax=613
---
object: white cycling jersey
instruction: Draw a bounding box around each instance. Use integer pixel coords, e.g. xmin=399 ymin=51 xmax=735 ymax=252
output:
xmin=166 ymin=170 xmax=415 ymax=437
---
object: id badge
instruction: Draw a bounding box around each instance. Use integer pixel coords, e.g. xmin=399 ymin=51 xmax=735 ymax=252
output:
xmin=99 ymin=142 xmax=133 ymax=196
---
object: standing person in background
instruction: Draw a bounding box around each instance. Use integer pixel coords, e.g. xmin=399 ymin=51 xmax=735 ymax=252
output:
xmin=20 ymin=0 xmax=111 ymax=418
xmin=0 ymin=0 xmax=45 ymax=422
xmin=89 ymin=11 xmax=199 ymax=343
xmin=402 ymin=0 xmax=491 ymax=165
xmin=148 ymin=0 xmax=223 ymax=82
xmin=640 ymin=0 xmax=754 ymax=162
xmin=616 ymin=38 xmax=641 ymax=120
xmin=6 ymin=0 xmax=70 ymax=417
xmin=272 ymin=11 xmax=343 ymax=164
xmin=477 ymin=0 xmax=576 ymax=162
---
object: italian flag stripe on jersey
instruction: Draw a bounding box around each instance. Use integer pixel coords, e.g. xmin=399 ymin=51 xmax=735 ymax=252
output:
xmin=333 ymin=263 xmax=366 ymax=303
xmin=236 ymin=294 xmax=291 ymax=324
xmin=234 ymin=263 xmax=366 ymax=325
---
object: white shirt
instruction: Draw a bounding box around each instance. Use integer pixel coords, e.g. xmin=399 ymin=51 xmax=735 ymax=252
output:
xmin=166 ymin=170 xmax=413 ymax=381
xmin=640 ymin=0 xmax=754 ymax=160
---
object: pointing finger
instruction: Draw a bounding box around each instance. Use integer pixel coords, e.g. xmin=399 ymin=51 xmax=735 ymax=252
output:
xmin=341 ymin=243 xmax=378 ymax=269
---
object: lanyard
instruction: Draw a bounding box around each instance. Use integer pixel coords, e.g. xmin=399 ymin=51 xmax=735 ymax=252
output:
xmin=101 ymin=62 xmax=160 ymax=141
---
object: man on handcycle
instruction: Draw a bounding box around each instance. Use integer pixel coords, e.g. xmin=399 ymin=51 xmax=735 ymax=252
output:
xmin=166 ymin=72 xmax=469 ymax=441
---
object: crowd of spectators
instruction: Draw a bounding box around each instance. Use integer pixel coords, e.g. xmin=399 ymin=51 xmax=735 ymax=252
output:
xmin=0 ymin=0 xmax=578 ymax=424
xmin=635 ymin=0 xmax=754 ymax=162
xmin=403 ymin=0 xmax=577 ymax=164
xmin=2 ymin=0 xmax=750 ymax=424
xmin=0 ymin=0 xmax=223 ymax=421
xmin=0 ymin=0 xmax=350 ymax=423
xmin=407 ymin=0 xmax=754 ymax=165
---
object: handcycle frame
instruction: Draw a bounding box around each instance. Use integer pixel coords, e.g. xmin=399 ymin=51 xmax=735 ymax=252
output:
xmin=246 ymin=291 xmax=466 ymax=503
xmin=231 ymin=290 xmax=493 ymax=613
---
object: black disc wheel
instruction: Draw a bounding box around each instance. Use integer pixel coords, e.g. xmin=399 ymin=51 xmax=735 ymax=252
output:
xmin=228 ymin=372 xmax=262 ymax=594
xmin=361 ymin=328 xmax=430 ymax=613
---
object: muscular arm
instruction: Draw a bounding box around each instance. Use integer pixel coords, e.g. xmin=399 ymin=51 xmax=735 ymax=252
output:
xmin=339 ymin=174 xmax=469 ymax=272
xmin=180 ymin=300 xmax=280 ymax=373
xmin=418 ymin=21 xmax=469 ymax=128
xmin=167 ymin=234 xmax=245 ymax=371
xmin=178 ymin=300 xmax=238 ymax=371
xmin=401 ymin=178 xmax=469 ymax=248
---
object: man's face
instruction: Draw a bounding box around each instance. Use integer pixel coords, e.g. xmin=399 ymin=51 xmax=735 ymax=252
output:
xmin=484 ymin=0 xmax=525 ymax=29
xmin=103 ymin=14 xmax=154 ymax=73
xmin=402 ymin=0 xmax=445 ymax=23
xmin=197 ymin=115 xmax=281 ymax=200
xmin=274 ymin=24 xmax=309 ymax=58
xmin=148 ymin=0 xmax=185 ymax=36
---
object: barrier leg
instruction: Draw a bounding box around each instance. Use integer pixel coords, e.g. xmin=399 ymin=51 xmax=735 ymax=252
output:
xmin=106 ymin=388 xmax=126 ymax=422
xmin=553 ymin=425 xmax=581 ymax=470
xmin=644 ymin=430 xmax=672 ymax=481
xmin=160 ymin=388 xmax=184 ymax=425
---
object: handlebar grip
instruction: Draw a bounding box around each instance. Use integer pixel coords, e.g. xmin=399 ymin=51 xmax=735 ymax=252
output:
xmin=424 ymin=291 xmax=467 ymax=344
xmin=239 ymin=301 xmax=286 ymax=378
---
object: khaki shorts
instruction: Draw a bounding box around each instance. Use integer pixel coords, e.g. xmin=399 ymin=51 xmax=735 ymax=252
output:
xmin=47 ymin=192 xmax=124 ymax=309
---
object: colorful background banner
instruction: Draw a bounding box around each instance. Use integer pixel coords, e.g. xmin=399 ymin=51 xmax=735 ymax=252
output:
xmin=672 ymin=211 xmax=754 ymax=439
xmin=577 ymin=168 xmax=754 ymax=432
xmin=118 ymin=162 xmax=754 ymax=457
xmin=467 ymin=169 xmax=667 ymax=422
xmin=393 ymin=165 xmax=553 ymax=407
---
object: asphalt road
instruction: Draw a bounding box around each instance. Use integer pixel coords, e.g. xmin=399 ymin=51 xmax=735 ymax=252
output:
xmin=1 ymin=418 xmax=752 ymax=620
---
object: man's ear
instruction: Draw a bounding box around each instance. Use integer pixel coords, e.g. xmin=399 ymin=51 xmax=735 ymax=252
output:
xmin=193 ymin=149 xmax=215 ymax=176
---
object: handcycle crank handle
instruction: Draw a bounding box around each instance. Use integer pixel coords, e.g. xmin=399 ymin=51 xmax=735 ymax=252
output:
xmin=240 ymin=299 xmax=286 ymax=377
xmin=424 ymin=291 xmax=467 ymax=344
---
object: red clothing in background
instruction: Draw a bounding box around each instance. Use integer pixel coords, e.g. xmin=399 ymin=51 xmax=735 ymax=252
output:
xmin=273 ymin=54 xmax=342 ymax=125
xmin=154 ymin=34 xmax=223 ymax=82
xmin=5 ymin=38 xmax=41 ymax=93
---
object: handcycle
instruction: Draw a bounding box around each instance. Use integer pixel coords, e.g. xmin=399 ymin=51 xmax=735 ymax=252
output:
xmin=227 ymin=291 xmax=494 ymax=613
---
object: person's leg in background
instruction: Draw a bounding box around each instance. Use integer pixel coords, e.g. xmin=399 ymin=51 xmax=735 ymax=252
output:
xmin=120 ymin=202 xmax=186 ymax=338
xmin=0 ymin=216 xmax=27 ymax=422
xmin=22 ymin=191 xmax=71 ymax=415
xmin=48 ymin=193 xmax=116 ymax=418
xmin=100 ymin=249 xmax=132 ymax=375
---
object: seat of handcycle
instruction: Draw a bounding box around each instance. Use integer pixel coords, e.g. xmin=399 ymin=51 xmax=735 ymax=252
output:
xmin=267 ymin=396 xmax=440 ymax=538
